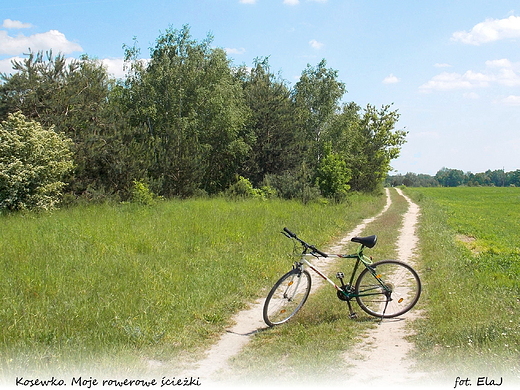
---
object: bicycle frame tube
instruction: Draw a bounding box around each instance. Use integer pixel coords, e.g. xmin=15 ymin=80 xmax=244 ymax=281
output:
xmin=300 ymin=255 xmax=343 ymax=293
xmin=300 ymin=248 xmax=391 ymax=299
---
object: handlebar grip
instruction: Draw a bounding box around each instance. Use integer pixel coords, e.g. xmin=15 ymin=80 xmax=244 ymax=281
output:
xmin=312 ymin=247 xmax=328 ymax=258
xmin=283 ymin=227 xmax=296 ymax=238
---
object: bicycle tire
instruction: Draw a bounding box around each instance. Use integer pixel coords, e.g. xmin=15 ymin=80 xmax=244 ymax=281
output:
xmin=263 ymin=269 xmax=312 ymax=327
xmin=355 ymin=260 xmax=421 ymax=318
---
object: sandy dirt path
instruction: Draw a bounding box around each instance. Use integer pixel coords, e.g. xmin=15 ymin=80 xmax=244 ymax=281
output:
xmin=189 ymin=188 xmax=423 ymax=388
xmin=345 ymin=187 xmax=423 ymax=387
xmin=190 ymin=188 xmax=393 ymax=380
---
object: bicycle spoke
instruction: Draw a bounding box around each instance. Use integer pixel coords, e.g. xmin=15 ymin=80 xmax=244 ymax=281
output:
xmin=355 ymin=260 xmax=421 ymax=318
xmin=263 ymin=270 xmax=312 ymax=326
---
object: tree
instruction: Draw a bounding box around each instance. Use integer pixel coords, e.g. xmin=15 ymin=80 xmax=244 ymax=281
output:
xmin=435 ymin=168 xmax=466 ymax=187
xmin=238 ymin=57 xmax=301 ymax=185
xmin=0 ymin=51 xmax=119 ymax=196
xmin=488 ymin=169 xmax=506 ymax=187
xmin=121 ymin=25 xmax=251 ymax=197
xmin=314 ymin=142 xmax=351 ymax=200
xmin=0 ymin=112 xmax=73 ymax=211
xmin=507 ymin=170 xmax=520 ymax=187
xmin=345 ymin=104 xmax=406 ymax=192
xmin=292 ymin=59 xmax=346 ymax=167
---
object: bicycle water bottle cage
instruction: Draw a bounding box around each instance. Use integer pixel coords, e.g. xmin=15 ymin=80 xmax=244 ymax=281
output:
xmin=351 ymin=235 xmax=377 ymax=248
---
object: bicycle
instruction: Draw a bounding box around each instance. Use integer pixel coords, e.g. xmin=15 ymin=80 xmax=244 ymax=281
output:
xmin=263 ymin=228 xmax=421 ymax=327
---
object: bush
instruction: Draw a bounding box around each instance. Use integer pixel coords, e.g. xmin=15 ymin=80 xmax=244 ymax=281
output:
xmin=263 ymin=170 xmax=321 ymax=204
xmin=225 ymin=176 xmax=277 ymax=200
xmin=0 ymin=112 xmax=74 ymax=211
xmin=130 ymin=180 xmax=162 ymax=205
xmin=314 ymin=145 xmax=351 ymax=201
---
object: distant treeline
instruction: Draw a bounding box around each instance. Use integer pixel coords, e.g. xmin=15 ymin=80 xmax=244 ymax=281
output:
xmin=386 ymin=167 xmax=520 ymax=187
xmin=0 ymin=25 xmax=406 ymax=208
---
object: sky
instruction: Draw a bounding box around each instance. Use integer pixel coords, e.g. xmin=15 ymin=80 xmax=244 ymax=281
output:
xmin=1 ymin=0 xmax=519 ymax=175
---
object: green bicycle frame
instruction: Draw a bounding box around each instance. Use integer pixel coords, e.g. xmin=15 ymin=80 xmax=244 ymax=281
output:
xmin=296 ymin=244 xmax=391 ymax=300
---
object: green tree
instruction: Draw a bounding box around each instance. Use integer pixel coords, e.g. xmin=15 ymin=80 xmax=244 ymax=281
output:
xmin=238 ymin=57 xmax=301 ymax=185
xmin=507 ymin=170 xmax=520 ymax=187
xmin=314 ymin=142 xmax=351 ymax=200
xmin=0 ymin=51 xmax=119 ymax=196
xmin=292 ymin=59 xmax=346 ymax=167
xmin=0 ymin=112 xmax=74 ymax=211
xmin=435 ymin=168 xmax=466 ymax=187
xmin=488 ymin=169 xmax=506 ymax=187
xmin=122 ymin=25 xmax=251 ymax=197
xmin=341 ymin=104 xmax=406 ymax=192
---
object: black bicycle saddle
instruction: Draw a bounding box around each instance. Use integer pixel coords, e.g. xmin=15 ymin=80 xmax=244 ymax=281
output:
xmin=351 ymin=235 xmax=377 ymax=248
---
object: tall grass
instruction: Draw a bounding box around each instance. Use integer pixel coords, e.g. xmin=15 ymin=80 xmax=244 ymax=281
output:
xmin=405 ymin=187 xmax=520 ymax=380
xmin=0 ymin=194 xmax=382 ymax=375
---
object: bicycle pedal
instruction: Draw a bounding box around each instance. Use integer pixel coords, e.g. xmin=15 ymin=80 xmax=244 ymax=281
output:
xmin=336 ymin=272 xmax=345 ymax=279
xmin=349 ymin=313 xmax=358 ymax=319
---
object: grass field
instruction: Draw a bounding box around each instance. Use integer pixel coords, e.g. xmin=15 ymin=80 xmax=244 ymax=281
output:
xmin=0 ymin=194 xmax=384 ymax=376
xmin=405 ymin=187 xmax=520 ymax=379
xmin=5 ymin=187 xmax=517 ymax=383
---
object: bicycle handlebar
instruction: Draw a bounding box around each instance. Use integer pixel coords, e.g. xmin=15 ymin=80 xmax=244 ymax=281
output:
xmin=282 ymin=227 xmax=328 ymax=258
xmin=283 ymin=227 xmax=296 ymax=238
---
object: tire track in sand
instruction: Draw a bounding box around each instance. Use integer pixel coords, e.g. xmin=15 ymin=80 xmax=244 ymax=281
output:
xmin=345 ymin=187 xmax=424 ymax=387
xmin=189 ymin=188 xmax=393 ymax=380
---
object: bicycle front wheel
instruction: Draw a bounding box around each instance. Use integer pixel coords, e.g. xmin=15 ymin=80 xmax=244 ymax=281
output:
xmin=263 ymin=269 xmax=312 ymax=327
xmin=355 ymin=260 xmax=421 ymax=318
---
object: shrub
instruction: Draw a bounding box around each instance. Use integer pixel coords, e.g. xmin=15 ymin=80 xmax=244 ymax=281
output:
xmin=263 ymin=170 xmax=321 ymax=203
xmin=225 ymin=176 xmax=261 ymax=199
xmin=130 ymin=180 xmax=162 ymax=205
xmin=314 ymin=145 xmax=351 ymax=201
xmin=225 ymin=176 xmax=277 ymax=200
xmin=0 ymin=112 xmax=74 ymax=211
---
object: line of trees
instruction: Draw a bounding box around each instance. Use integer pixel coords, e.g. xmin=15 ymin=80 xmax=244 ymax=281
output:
xmin=386 ymin=167 xmax=520 ymax=187
xmin=0 ymin=25 xmax=407 ymax=209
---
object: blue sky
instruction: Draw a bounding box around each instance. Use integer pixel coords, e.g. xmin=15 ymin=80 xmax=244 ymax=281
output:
xmin=1 ymin=0 xmax=519 ymax=175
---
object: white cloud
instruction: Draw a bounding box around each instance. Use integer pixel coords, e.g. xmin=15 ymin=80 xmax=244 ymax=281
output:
xmin=3 ymin=19 xmax=33 ymax=29
xmin=495 ymin=67 xmax=520 ymax=86
xmin=486 ymin=58 xmax=520 ymax=86
xmin=225 ymin=47 xmax=246 ymax=55
xmin=434 ymin=63 xmax=452 ymax=68
xmin=309 ymin=39 xmax=323 ymax=49
xmin=0 ymin=56 xmax=23 ymax=74
xmin=383 ymin=74 xmax=400 ymax=84
xmin=0 ymin=29 xmax=83 ymax=55
xmin=101 ymin=58 xmax=126 ymax=79
xmin=420 ymin=59 xmax=520 ymax=93
xmin=239 ymin=0 xmax=257 ymax=4
xmin=486 ymin=58 xmax=512 ymax=68
xmin=419 ymin=71 xmax=493 ymax=92
xmin=502 ymin=95 xmax=520 ymax=106
xmin=451 ymin=15 xmax=520 ymax=45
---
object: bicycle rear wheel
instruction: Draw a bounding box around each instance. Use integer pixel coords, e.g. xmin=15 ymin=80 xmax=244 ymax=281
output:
xmin=263 ymin=269 xmax=312 ymax=327
xmin=355 ymin=260 xmax=421 ymax=318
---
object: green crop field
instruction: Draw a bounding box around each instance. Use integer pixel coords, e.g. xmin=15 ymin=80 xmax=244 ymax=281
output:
xmin=0 ymin=195 xmax=384 ymax=377
xmin=405 ymin=187 xmax=520 ymax=380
